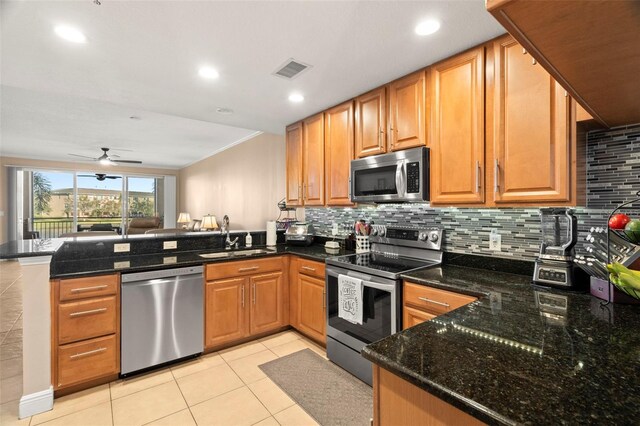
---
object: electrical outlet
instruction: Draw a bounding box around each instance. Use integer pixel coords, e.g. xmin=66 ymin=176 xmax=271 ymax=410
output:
xmin=489 ymin=229 xmax=502 ymax=251
xmin=163 ymin=256 xmax=177 ymax=264
xmin=114 ymin=243 xmax=130 ymax=253
xmin=163 ymin=240 xmax=177 ymax=250
xmin=332 ymin=222 xmax=339 ymax=236
xmin=113 ymin=261 xmax=130 ymax=269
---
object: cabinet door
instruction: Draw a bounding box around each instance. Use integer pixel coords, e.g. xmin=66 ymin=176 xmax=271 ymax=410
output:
xmin=403 ymin=306 xmax=436 ymax=330
xmin=325 ymin=101 xmax=354 ymax=206
xmin=205 ymin=277 xmax=248 ymax=348
xmin=355 ymin=87 xmax=387 ymax=158
xmin=429 ymin=47 xmax=485 ymax=205
xmin=285 ymin=122 xmax=304 ymax=206
xmin=493 ymin=36 xmax=571 ymax=204
xmin=389 ymin=71 xmax=426 ymax=151
xmin=249 ymin=272 xmax=285 ymax=335
xmin=298 ymin=274 xmax=326 ymax=344
xmin=303 ymin=113 xmax=325 ymax=206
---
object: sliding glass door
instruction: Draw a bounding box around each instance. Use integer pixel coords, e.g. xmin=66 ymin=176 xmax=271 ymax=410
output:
xmin=76 ymin=173 xmax=124 ymax=234
xmin=29 ymin=171 xmax=75 ymax=239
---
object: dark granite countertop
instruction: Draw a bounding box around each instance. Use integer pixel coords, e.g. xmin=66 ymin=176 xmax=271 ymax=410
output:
xmin=50 ymin=243 xmax=351 ymax=278
xmin=0 ymin=239 xmax=66 ymax=259
xmin=362 ymin=264 xmax=640 ymax=425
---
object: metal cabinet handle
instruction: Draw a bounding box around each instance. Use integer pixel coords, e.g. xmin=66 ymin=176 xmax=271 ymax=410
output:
xmin=252 ymin=283 xmax=256 ymax=305
xmin=70 ymin=285 xmax=107 ymax=293
xmin=494 ymin=159 xmax=500 ymax=193
xmin=298 ymin=185 xmax=302 ymax=201
xmin=69 ymin=308 xmax=107 ymax=317
xmin=301 ymin=266 xmax=316 ymax=272
xmin=522 ymin=48 xmax=527 ymax=55
xmin=241 ymin=285 xmax=245 ymax=308
xmin=303 ymin=183 xmax=307 ymax=201
xmin=475 ymin=161 xmax=481 ymax=193
xmin=379 ymin=127 xmax=384 ymax=146
xmin=69 ymin=347 xmax=107 ymax=359
xmin=418 ymin=297 xmax=450 ymax=308
xmin=532 ymin=57 xmax=537 ymax=65
xmin=238 ymin=266 xmax=259 ymax=272
xmin=323 ymin=290 xmax=326 ymax=309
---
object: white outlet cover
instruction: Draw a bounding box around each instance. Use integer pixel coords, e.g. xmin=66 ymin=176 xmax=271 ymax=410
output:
xmin=489 ymin=230 xmax=501 ymax=251
xmin=163 ymin=256 xmax=177 ymax=264
xmin=114 ymin=243 xmax=130 ymax=253
xmin=163 ymin=240 xmax=177 ymax=250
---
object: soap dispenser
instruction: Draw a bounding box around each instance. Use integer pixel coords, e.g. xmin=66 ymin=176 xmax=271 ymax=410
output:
xmin=245 ymin=232 xmax=252 ymax=248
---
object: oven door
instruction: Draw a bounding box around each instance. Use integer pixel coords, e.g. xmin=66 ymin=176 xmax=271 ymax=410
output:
xmin=326 ymin=265 xmax=400 ymax=352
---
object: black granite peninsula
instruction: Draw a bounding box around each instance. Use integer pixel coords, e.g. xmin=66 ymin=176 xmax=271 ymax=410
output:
xmin=362 ymin=263 xmax=640 ymax=425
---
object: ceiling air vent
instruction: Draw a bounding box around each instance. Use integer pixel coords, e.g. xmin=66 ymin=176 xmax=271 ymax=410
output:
xmin=273 ymin=58 xmax=311 ymax=80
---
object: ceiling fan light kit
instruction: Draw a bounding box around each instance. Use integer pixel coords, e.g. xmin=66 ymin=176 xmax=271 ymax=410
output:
xmin=69 ymin=147 xmax=143 ymax=165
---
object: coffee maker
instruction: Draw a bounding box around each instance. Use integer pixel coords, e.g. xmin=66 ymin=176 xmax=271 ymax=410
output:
xmin=533 ymin=208 xmax=588 ymax=290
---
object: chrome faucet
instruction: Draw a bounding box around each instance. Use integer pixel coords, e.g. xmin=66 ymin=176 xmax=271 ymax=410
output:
xmin=222 ymin=215 xmax=238 ymax=249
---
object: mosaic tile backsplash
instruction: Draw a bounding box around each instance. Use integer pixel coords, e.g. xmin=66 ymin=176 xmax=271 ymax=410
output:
xmin=306 ymin=124 xmax=640 ymax=261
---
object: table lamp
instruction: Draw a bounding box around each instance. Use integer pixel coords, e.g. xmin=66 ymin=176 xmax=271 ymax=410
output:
xmin=201 ymin=214 xmax=219 ymax=231
xmin=177 ymin=212 xmax=191 ymax=229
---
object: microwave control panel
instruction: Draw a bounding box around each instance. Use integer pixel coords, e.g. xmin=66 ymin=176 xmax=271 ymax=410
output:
xmin=406 ymin=162 xmax=420 ymax=193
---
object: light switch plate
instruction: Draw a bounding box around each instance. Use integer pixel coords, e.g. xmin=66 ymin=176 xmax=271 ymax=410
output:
xmin=489 ymin=229 xmax=501 ymax=251
xmin=163 ymin=240 xmax=177 ymax=250
xmin=114 ymin=243 xmax=130 ymax=253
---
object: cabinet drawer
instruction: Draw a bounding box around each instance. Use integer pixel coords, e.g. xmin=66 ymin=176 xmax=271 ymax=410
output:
xmin=59 ymin=275 xmax=118 ymax=302
xmin=58 ymin=296 xmax=117 ymax=345
xmin=57 ymin=334 xmax=118 ymax=389
xmin=298 ymin=259 xmax=325 ymax=279
xmin=206 ymin=256 xmax=282 ymax=281
xmin=403 ymin=281 xmax=476 ymax=315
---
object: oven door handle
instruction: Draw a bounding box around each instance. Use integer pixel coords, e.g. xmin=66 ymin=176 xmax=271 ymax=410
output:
xmin=395 ymin=161 xmax=406 ymax=198
xmin=361 ymin=280 xmax=396 ymax=293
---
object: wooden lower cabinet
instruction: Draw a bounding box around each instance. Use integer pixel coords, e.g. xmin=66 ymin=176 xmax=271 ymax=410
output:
xmin=373 ymin=365 xmax=484 ymax=426
xmin=403 ymin=281 xmax=477 ymax=329
xmin=403 ymin=306 xmax=436 ymax=329
xmin=51 ymin=274 xmax=120 ymax=392
xmin=297 ymin=274 xmax=326 ymax=343
xmin=205 ymin=257 xmax=286 ymax=350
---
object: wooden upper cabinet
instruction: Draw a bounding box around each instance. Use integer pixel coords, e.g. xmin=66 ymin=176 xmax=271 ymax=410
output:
xmin=325 ymin=101 xmax=354 ymax=206
xmin=429 ymin=47 xmax=485 ymax=205
xmin=389 ymin=71 xmax=426 ymax=151
xmin=355 ymin=86 xmax=387 ymax=158
xmin=302 ymin=113 xmax=325 ymax=206
xmin=285 ymin=122 xmax=303 ymax=206
xmin=493 ymin=36 xmax=571 ymax=204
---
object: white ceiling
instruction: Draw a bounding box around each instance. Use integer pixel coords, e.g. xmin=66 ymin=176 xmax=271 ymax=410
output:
xmin=0 ymin=0 xmax=505 ymax=169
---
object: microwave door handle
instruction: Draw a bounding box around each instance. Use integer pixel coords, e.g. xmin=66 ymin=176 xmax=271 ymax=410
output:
xmin=395 ymin=161 xmax=405 ymax=197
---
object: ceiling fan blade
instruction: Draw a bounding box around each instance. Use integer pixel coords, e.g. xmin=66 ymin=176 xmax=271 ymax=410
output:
xmin=112 ymin=159 xmax=143 ymax=164
xmin=77 ymin=174 xmax=96 ymax=178
xmin=106 ymin=176 xmax=122 ymax=179
xmin=69 ymin=154 xmax=97 ymax=160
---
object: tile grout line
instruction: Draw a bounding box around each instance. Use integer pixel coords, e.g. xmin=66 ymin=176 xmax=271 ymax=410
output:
xmin=109 ymin=381 xmax=114 ymax=426
xmin=169 ymin=365 xmax=199 ymax=426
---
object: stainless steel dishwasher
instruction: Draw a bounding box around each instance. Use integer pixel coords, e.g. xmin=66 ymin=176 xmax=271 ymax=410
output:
xmin=121 ymin=265 xmax=204 ymax=376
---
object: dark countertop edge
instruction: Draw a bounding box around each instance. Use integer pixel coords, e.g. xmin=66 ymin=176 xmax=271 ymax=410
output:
xmin=361 ymin=345 xmax=515 ymax=426
xmin=48 ymin=245 xmax=339 ymax=279
xmin=1 ymin=251 xmax=58 ymax=260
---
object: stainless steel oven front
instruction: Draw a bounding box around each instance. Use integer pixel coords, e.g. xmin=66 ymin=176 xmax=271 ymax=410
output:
xmin=350 ymin=146 xmax=429 ymax=203
xmin=325 ymin=265 xmax=401 ymax=385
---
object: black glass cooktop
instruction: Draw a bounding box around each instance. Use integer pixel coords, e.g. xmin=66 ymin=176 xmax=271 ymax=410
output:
xmin=328 ymin=252 xmax=438 ymax=279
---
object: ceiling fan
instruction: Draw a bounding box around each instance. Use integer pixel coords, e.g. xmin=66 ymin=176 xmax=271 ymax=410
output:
xmin=78 ymin=173 xmax=122 ymax=181
xmin=69 ymin=147 xmax=142 ymax=165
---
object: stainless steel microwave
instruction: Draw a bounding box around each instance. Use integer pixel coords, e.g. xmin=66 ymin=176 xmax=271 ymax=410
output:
xmin=350 ymin=147 xmax=430 ymax=203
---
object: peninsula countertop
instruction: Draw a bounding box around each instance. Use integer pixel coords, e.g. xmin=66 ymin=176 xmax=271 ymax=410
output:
xmin=362 ymin=264 xmax=640 ymax=425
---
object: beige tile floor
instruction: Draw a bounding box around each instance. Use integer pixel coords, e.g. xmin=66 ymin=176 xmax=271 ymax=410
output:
xmin=0 ymin=260 xmax=328 ymax=426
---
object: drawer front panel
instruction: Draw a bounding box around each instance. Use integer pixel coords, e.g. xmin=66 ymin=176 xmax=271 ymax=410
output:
xmin=403 ymin=281 xmax=477 ymax=315
xmin=59 ymin=275 xmax=118 ymax=302
xmin=298 ymin=259 xmax=325 ymax=279
xmin=57 ymin=334 xmax=118 ymax=389
xmin=58 ymin=296 xmax=117 ymax=344
xmin=206 ymin=257 xmax=282 ymax=281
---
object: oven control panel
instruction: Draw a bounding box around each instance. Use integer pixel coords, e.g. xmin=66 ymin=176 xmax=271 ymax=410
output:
xmin=371 ymin=226 xmax=442 ymax=250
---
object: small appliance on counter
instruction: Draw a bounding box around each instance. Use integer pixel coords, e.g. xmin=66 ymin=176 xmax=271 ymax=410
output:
xmin=285 ymin=222 xmax=316 ymax=246
xmin=533 ymin=208 xmax=588 ymax=290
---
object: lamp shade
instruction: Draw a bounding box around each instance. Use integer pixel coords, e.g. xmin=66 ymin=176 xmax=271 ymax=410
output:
xmin=177 ymin=212 xmax=191 ymax=223
xmin=201 ymin=214 xmax=219 ymax=230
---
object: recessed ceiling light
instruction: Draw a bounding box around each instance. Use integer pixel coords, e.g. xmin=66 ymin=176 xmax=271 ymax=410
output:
xmin=288 ymin=93 xmax=304 ymax=103
xmin=415 ymin=19 xmax=440 ymax=36
xmin=216 ymin=107 xmax=234 ymax=115
xmin=54 ymin=25 xmax=87 ymax=43
xmin=198 ymin=66 xmax=219 ymax=79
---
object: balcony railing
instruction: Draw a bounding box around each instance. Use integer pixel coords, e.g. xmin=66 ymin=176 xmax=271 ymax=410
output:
xmin=31 ymin=217 xmax=123 ymax=239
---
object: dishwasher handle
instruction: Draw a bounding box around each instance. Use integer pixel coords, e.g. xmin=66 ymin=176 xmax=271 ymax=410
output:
xmin=121 ymin=266 xmax=203 ymax=283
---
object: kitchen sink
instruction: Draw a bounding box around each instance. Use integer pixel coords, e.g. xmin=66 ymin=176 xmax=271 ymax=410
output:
xmin=198 ymin=248 xmax=273 ymax=259
xmin=198 ymin=252 xmax=233 ymax=259
xmin=235 ymin=249 xmax=271 ymax=256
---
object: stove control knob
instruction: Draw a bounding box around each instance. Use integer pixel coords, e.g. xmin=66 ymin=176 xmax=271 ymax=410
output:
xmin=378 ymin=228 xmax=386 ymax=237
xmin=371 ymin=228 xmax=378 ymax=236
xmin=429 ymin=233 xmax=439 ymax=243
xmin=418 ymin=232 xmax=428 ymax=241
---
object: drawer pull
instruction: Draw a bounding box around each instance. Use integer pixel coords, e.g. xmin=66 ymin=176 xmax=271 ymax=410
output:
xmin=301 ymin=266 xmax=316 ymax=272
xmin=69 ymin=308 xmax=107 ymax=317
xmin=238 ymin=266 xmax=259 ymax=272
xmin=70 ymin=285 xmax=108 ymax=293
xmin=69 ymin=347 xmax=107 ymax=359
xmin=417 ymin=297 xmax=450 ymax=308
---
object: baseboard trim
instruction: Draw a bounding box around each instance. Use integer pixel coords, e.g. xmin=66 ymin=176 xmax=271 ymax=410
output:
xmin=19 ymin=386 xmax=53 ymax=419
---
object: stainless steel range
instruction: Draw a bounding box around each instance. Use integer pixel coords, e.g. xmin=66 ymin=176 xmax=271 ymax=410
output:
xmin=325 ymin=225 xmax=443 ymax=385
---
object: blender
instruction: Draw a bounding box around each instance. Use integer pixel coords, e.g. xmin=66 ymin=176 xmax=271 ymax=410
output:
xmin=533 ymin=208 xmax=588 ymax=290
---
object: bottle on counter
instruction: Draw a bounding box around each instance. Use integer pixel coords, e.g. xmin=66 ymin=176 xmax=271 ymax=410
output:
xmin=246 ymin=232 xmax=252 ymax=248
